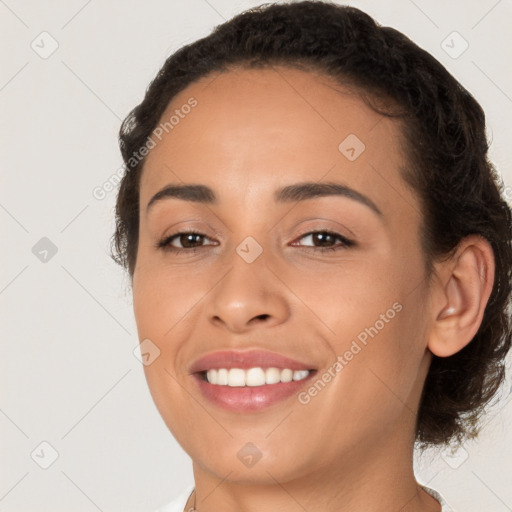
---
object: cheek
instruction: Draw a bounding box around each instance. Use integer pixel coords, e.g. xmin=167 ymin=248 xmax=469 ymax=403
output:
xmin=132 ymin=266 xmax=198 ymax=435
xmin=302 ymin=305 xmax=427 ymax=452
xmin=132 ymin=243 xmax=195 ymax=335
xmin=132 ymin=260 xmax=213 ymax=379
xmin=304 ymin=256 xmax=427 ymax=415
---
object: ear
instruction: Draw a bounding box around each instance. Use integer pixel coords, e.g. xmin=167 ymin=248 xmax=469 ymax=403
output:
xmin=427 ymin=234 xmax=495 ymax=357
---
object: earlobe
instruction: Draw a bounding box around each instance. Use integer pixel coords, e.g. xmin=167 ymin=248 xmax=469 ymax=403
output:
xmin=427 ymin=235 xmax=495 ymax=358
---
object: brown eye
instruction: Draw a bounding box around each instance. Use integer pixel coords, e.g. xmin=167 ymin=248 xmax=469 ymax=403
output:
xmin=292 ymin=231 xmax=355 ymax=252
xmin=156 ymin=231 xmax=215 ymax=253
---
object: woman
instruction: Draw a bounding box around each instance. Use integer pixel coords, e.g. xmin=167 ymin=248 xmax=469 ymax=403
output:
xmin=111 ymin=2 xmax=512 ymax=511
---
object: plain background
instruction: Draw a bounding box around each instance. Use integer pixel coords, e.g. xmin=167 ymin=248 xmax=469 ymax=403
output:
xmin=1 ymin=0 xmax=511 ymax=510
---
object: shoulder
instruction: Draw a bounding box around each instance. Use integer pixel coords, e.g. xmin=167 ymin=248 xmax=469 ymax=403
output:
xmin=152 ymin=484 xmax=195 ymax=512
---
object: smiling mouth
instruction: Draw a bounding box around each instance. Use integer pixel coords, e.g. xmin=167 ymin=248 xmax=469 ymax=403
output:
xmin=192 ymin=365 xmax=319 ymax=412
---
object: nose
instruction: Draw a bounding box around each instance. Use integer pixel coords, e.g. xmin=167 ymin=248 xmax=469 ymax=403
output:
xmin=205 ymin=253 xmax=290 ymax=333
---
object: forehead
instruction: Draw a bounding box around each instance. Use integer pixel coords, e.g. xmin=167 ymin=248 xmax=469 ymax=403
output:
xmin=139 ymin=66 xmax=414 ymax=218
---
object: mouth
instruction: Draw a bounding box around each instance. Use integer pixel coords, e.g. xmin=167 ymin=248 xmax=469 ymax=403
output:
xmin=188 ymin=349 xmax=319 ymax=412
xmin=192 ymin=367 xmax=318 ymax=412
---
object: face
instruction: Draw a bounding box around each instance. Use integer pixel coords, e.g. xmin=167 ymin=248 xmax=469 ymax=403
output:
xmin=133 ymin=66 xmax=433 ymax=483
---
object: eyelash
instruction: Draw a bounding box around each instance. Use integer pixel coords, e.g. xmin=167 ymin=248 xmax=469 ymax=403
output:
xmin=156 ymin=229 xmax=355 ymax=254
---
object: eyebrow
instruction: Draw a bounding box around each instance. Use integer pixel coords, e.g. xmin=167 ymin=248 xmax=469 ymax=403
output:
xmin=146 ymin=181 xmax=383 ymax=217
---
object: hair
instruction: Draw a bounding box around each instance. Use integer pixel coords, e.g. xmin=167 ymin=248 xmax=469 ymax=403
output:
xmin=111 ymin=1 xmax=512 ymax=448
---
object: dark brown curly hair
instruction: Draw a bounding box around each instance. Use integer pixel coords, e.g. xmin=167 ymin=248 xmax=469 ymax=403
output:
xmin=111 ymin=1 xmax=512 ymax=448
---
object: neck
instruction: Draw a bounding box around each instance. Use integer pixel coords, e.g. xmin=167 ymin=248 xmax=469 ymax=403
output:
xmin=186 ymin=414 xmax=440 ymax=512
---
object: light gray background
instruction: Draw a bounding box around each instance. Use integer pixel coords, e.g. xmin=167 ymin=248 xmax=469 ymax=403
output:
xmin=1 ymin=1 xmax=511 ymax=511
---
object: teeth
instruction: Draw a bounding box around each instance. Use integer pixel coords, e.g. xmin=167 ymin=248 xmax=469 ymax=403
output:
xmin=205 ymin=367 xmax=311 ymax=386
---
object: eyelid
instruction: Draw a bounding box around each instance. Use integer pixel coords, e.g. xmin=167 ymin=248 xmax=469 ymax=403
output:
xmin=289 ymin=217 xmax=358 ymax=240
xmin=158 ymin=219 xmax=223 ymax=242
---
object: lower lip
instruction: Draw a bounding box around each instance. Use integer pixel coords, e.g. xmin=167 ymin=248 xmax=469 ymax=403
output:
xmin=192 ymin=371 xmax=317 ymax=412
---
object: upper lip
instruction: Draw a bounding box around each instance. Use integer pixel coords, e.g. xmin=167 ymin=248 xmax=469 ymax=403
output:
xmin=189 ymin=349 xmax=317 ymax=374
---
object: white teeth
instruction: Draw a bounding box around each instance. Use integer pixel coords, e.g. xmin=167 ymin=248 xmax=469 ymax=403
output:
xmin=217 ymin=368 xmax=228 ymax=385
xmin=228 ymin=368 xmax=245 ymax=387
xmin=245 ymin=367 xmax=265 ymax=386
xmin=205 ymin=367 xmax=311 ymax=386
xmin=281 ymin=368 xmax=293 ymax=383
xmin=265 ymin=367 xmax=281 ymax=384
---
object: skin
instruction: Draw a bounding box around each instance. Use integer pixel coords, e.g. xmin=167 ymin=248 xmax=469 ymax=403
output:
xmin=132 ymin=66 xmax=495 ymax=512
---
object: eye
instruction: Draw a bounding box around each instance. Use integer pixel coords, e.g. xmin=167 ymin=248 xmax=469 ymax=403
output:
xmin=156 ymin=229 xmax=355 ymax=254
xmin=291 ymin=230 xmax=355 ymax=252
xmin=156 ymin=230 xmax=216 ymax=254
